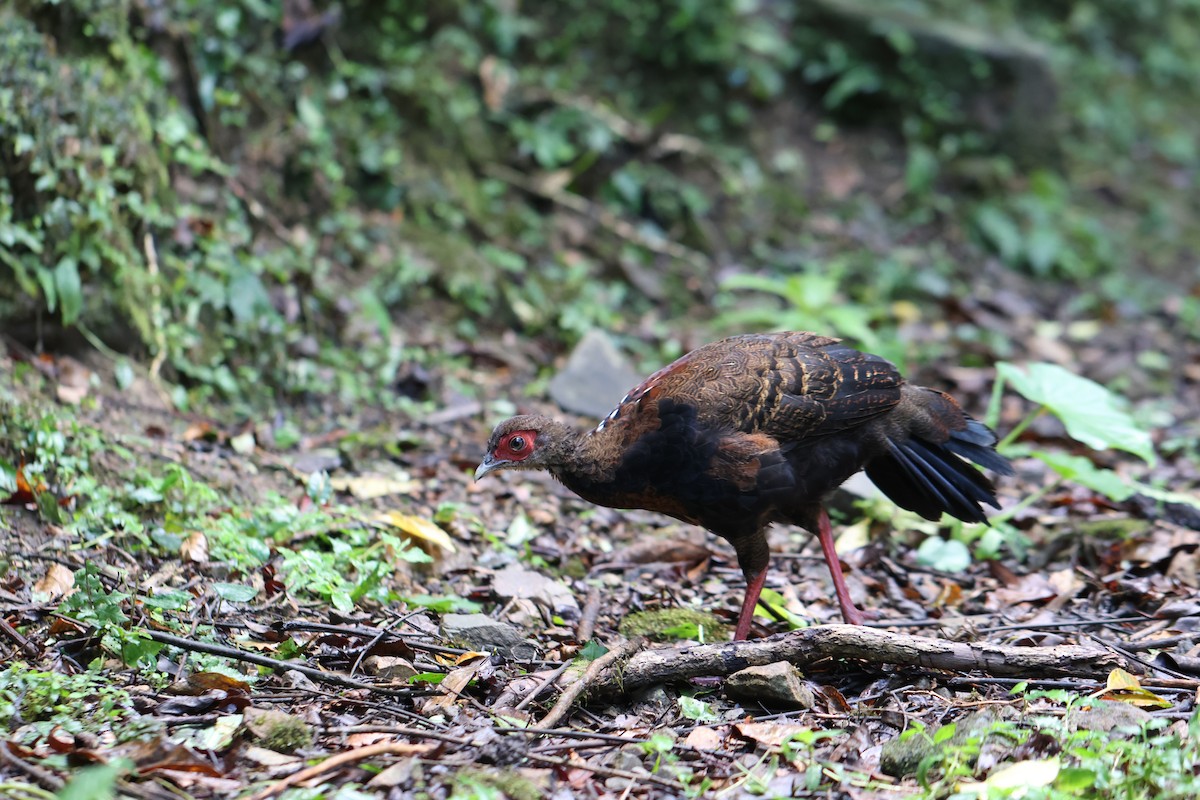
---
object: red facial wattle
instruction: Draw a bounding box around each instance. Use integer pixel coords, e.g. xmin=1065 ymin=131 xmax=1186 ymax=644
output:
xmin=495 ymin=430 xmax=536 ymax=463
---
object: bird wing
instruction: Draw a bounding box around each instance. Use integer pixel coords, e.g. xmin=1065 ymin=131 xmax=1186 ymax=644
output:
xmin=638 ymin=332 xmax=903 ymax=443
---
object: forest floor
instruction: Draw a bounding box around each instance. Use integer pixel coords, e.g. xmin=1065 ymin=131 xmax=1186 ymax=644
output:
xmin=2 ymin=295 xmax=1199 ymax=799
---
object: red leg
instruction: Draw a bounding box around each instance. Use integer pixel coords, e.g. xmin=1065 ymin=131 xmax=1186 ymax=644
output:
xmin=816 ymin=507 xmax=865 ymax=625
xmin=734 ymin=566 xmax=768 ymax=640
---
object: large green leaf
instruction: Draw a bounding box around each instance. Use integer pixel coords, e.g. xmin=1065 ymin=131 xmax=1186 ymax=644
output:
xmin=1030 ymin=450 xmax=1135 ymax=502
xmin=997 ymin=362 xmax=1156 ymax=464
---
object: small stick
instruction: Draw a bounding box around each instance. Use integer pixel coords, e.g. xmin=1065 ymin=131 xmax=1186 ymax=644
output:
xmin=143 ymin=630 xmax=411 ymax=695
xmin=525 ymin=752 xmax=684 ymax=791
xmin=247 ymin=742 xmax=433 ymax=800
xmin=533 ymin=638 xmax=644 ymax=730
xmin=0 ymin=741 xmax=64 ymax=792
xmin=575 ymin=586 xmax=602 ymax=643
xmin=514 ymin=660 xmax=574 ymax=712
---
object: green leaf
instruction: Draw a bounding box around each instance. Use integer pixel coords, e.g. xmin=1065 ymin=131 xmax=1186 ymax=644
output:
xmin=213 ymin=583 xmax=259 ymax=603
xmin=409 ymin=672 xmax=446 ymax=684
xmin=679 ymin=695 xmax=720 ymax=722
xmin=661 ymin=622 xmax=703 ymax=641
xmin=405 ymin=594 xmax=482 ymax=614
xmin=997 ymin=362 xmax=1156 ymax=464
xmin=905 ymin=144 xmax=938 ymax=194
xmin=0 ymin=457 xmax=16 ymax=495
xmin=932 ymin=722 xmax=957 ymax=744
xmin=332 ymin=590 xmax=354 ymax=613
xmin=114 ymin=360 xmax=134 ymax=390
xmin=141 ymin=590 xmax=194 ymax=611
xmin=227 ymin=270 xmax=269 ymax=324
xmin=915 ymin=537 xmax=971 ymax=573
xmin=58 ymin=763 xmax=121 ymax=800
xmin=1030 ymin=450 xmax=1134 ymax=501
xmin=1025 ymin=226 xmax=1062 ymax=275
xmin=579 ymin=640 xmax=609 ymax=660
xmin=1056 ymin=767 xmax=1096 ymax=792
xmin=55 ymin=256 xmax=84 ymax=325
xmin=974 ymin=205 xmax=1022 ymax=263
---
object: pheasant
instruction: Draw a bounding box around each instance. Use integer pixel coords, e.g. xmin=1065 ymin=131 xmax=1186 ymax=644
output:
xmin=476 ymin=332 xmax=1012 ymax=639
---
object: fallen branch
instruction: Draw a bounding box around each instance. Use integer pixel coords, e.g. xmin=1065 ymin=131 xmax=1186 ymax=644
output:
xmin=143 ymin=630 xmax=412 ymax=696
xmin=533 ymin=637 xmax=645 ymax=730
xmin=592 ymin=625 xmax=1135 ymax=696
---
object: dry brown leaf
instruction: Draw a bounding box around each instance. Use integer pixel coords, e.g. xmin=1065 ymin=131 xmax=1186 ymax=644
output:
xmin=479 ymin=54 xmax=514 ymax=111
xmin=684 ymin=726 xmax=724 ymax=750
xmin=182 ymin=422 xmax=215 ymax=442
xmin=422 ymin=662 xmax=482 ymax=712
xmin=242 ymin=746 xmax=302 ymax=769
xmin=733 ymin=721 xmax=813 ymax=751
xmin=2 ymin=462 xmax=42 ymax=506
xmin=33 ymin=563 xmax=75 ymax=600
xmin=181 ymin=531 xmax=209 ymax=563
xmin=55 ymin=356 xmax=92 ymax=405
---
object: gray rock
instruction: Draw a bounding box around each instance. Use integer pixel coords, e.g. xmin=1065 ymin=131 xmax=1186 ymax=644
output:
xmin=493 ymin=564 xmax=581 ymax=620
xmin=442 ymin=613 xmax=540 ymax=661
xmin=725 ymin=661 xmax=816 ymax=709
xmin=1071 ymin=701 xmax=1152 ymax=734
xmin=548 ymin=330 xmax=643 ymax=420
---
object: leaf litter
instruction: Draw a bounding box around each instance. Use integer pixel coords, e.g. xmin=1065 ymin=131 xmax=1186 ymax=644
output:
xmin=1 ymin=324 xmax=1199 ymax=800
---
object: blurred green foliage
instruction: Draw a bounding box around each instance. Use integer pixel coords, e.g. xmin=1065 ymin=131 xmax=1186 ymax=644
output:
xmin=0 ymin=0 xmax=1196 ymax=406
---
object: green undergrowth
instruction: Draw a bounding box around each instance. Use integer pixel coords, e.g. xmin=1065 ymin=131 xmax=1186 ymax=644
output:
xmin=908 ymin=690 xmax=1200 ymax=800
xmin=2 ymin=0 xmax=1196 ymax=411
xmin=0 ymin=387 xmax=439 ymax=670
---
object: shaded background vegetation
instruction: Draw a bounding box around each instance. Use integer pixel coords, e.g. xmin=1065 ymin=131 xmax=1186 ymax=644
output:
xmin=3 ymin=0 xmax=1197 ymax=414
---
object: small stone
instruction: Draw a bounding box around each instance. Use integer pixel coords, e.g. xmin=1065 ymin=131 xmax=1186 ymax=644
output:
xmin=725 ymin=662 xmax=815 ymax=709
xmin=442 ymin=613 xmax=540 ymax=661
xmin=1071 ymin=701 xmax=1152 ymax=733
xmin=493 ymin=564 xmax=581 ymax=619
xmin=548 ymin=330 xmax=643 ymax=419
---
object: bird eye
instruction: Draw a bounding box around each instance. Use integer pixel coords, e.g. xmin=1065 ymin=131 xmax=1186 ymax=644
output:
xmin=508 ymin=435 xmax=526 ymax=452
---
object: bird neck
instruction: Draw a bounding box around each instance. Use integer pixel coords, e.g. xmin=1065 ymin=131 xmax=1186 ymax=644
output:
xmin=546 ymin=424 xmax=623 ymax=489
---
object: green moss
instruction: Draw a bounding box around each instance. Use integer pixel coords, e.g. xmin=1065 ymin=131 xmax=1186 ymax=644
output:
xmin=618 ymin=609 xmax=727 ymax=641
xmin=255 ymin=715 xmax=313 ymax=754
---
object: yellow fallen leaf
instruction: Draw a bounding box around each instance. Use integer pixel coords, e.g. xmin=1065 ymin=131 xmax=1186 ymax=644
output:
xmin=375 ymin=512 xmax=456 ymax=552
xmin=1106 ymin=668 xmax=1142 ymax=691
xmin=455 ymin=651 xmax=490 ymax=665
xmin=1091 ymin=668 xmax=1172 ymax=708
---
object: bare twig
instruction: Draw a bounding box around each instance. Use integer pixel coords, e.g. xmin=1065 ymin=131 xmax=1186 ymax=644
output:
xmin=575 ymin=585 xmax=602 ymax=643
xmin=143 ymin=630 xmax=413 ymax=696
xmin=0 ymin=742 xmax=64 ymax=792
xmin=247 ymin=741 xmax=435 ymax=800
xmin=525 ymin=752 xmax=684 ymax=791
xmin=0 ymin=616 xmax=39 ymax=658
xmin=514 ymin=659 xmax=574 ymax=712
xmin=590 ymin=625 xmax=1135 ymax=697
xmin=533 ymin=638 xmax=645 ymax=730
